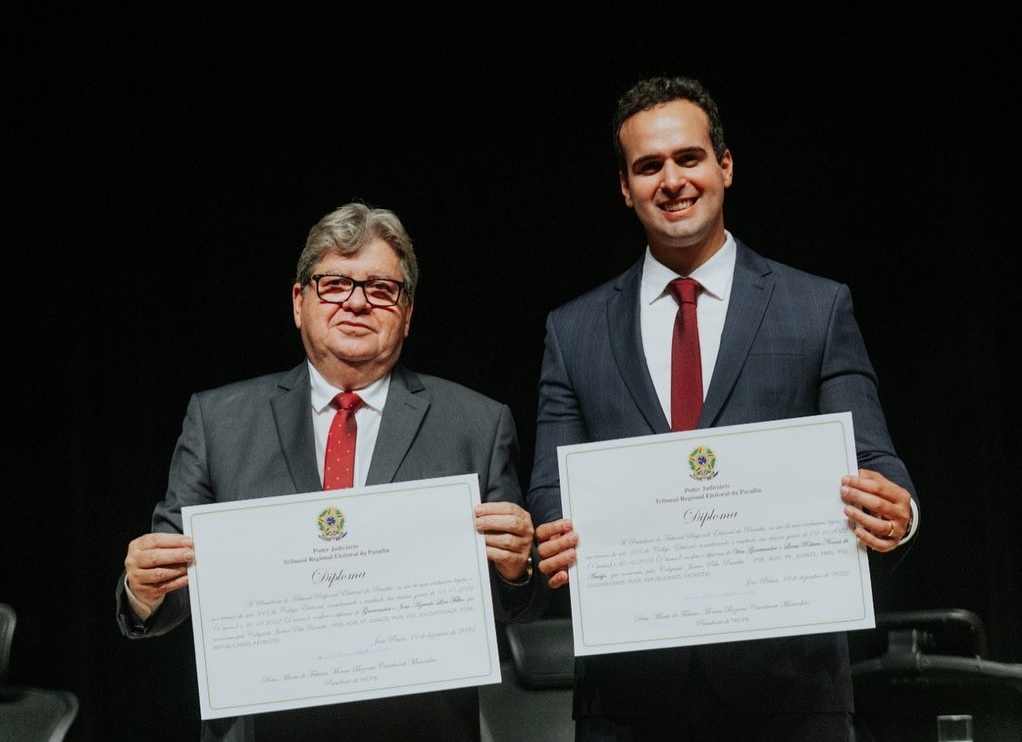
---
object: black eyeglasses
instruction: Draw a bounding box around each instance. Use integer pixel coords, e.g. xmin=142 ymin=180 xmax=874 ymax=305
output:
xmin=310 ymin=274 xmax=406 ymax=308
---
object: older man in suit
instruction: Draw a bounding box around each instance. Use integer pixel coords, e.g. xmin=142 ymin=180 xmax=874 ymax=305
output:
xmin=116 ymin=202 xmax=544 ymax=742
xmin=530 ymin=76 xmax=919 ymax=742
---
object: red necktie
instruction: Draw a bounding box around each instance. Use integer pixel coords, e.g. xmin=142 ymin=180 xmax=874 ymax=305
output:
xmin=323 ymin=391 xmax=363 ymax=489
xmin=668 ymin=278 xmax=703 ymax=432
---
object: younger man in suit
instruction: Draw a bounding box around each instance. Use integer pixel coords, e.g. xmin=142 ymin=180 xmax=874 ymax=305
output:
xmin=116 ymin=202 xmax=543 ymax=742
xmin=530 ymin=76 xmax=919 ymax=741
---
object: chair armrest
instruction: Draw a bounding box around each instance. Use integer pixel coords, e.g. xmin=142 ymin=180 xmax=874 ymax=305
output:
xmin=504 ymin=618 xmax=574 ymax=690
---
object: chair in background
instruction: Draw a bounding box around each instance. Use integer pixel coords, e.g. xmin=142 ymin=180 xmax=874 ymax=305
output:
xmin=0 ymin=602 xmax=80 ymax=742
xmin=850 ymin=608 xmax=1022 ymax=742
xmin=479 ymin=617 xmax=575 ymax=742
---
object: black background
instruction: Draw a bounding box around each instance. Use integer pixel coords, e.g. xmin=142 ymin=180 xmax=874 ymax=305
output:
xmin=4 ymin=7 xmax=1019 ymax=741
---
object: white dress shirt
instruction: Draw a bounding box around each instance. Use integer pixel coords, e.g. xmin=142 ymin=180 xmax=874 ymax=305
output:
xmin=640 ymin=231 xmax=737 ymax=422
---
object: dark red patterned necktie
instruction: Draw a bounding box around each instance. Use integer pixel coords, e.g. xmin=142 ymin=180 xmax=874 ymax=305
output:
xmin=323 ymin=391 xmax=363 ymax=489
xmin=668 ymin=278 xmax=703 ymax=432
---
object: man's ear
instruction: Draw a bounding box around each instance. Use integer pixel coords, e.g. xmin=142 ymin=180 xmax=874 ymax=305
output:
xmin=720 ymin=149 xmax=734 ymax=188
xmin=619 ymin=172 xmax=634 ymax=208
xmin=292 ymin=283 xmax=304 ymax=329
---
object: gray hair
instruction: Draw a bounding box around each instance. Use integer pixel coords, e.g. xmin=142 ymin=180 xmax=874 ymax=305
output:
xmin=295 ymin=202 xmax=419 ymax=302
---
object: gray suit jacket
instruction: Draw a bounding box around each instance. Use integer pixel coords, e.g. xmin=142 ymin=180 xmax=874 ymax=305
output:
xmin=528 ymin=239 xmax=918 ymax=719
xmin=116 ymin=362 xmax=544 ymax=741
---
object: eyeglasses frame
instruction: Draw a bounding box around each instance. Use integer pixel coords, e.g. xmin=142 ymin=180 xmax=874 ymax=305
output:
xmin=309 ymin=273 xmax=407 ymax=308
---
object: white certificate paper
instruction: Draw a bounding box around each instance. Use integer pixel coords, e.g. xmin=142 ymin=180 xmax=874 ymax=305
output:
xmin=559 ymin=412 xmax=874 ymax=656
xmin=181 ymin=474 xmax=501 ymax=720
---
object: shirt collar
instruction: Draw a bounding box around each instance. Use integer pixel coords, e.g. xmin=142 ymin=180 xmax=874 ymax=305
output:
xmin=641 ymin=230 xmax=737 ymax=305
xmin=307 ymin=361 xmax=390 ymax=413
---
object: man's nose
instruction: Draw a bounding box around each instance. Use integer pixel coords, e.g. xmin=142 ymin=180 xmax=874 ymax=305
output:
xmin=342 ymin=286 xmax=372 ymax=312
xmin=661 ymin=161 xmax=686 ymax=191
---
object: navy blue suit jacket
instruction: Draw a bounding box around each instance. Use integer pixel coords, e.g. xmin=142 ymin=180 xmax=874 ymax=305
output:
xmin=528 ymin=239 xmax=917 ymax=718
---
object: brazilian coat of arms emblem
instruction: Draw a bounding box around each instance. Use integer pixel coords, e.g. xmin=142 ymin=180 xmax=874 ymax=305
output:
xmin=687 ymin=445 xmax=718 ymax=481
xmin=316 ymin=505 xmax=347 ymax=541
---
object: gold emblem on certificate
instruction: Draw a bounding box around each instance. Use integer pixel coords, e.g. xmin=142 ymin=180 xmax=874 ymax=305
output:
xmin=316 ymin=505 xmax=347 ymax=541
xmin=687 ymin=445 xmax=718 ymax=481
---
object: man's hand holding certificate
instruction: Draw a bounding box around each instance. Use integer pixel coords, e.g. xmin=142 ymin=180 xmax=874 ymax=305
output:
xmin=182 ymin=474 xmax=502 ymax=720
xmin=559 ymin=412 xmax=874 ymax=656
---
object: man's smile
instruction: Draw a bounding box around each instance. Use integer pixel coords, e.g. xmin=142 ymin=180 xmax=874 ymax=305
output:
xmin=660 ymin=197 xmax=696 ymax=212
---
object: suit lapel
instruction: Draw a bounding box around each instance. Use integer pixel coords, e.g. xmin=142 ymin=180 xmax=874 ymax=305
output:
xmin=269 ymin=363 xmax=324 ymax=494
xmin=608 ymin=259 xmax=671 ymax=434
xmin=700 ymin=241 xmax=774 ymax=426
xmin=365 ymin=365 xmax=428 ymax=485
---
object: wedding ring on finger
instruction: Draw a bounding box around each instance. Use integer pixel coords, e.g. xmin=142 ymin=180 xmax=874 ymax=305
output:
xmin=885 ymin=520 xmax=895 ymax=538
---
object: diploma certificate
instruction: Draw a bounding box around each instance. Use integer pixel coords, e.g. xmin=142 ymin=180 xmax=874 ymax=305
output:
xmin=182 ymin=474 xmax=501 ymax=719
xmin=559 ymin=412 xmax=874 ymax=656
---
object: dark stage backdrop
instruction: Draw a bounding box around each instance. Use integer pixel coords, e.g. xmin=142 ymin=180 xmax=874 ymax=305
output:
xmin=4 ymin=8 xmax=1019 ymax=742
